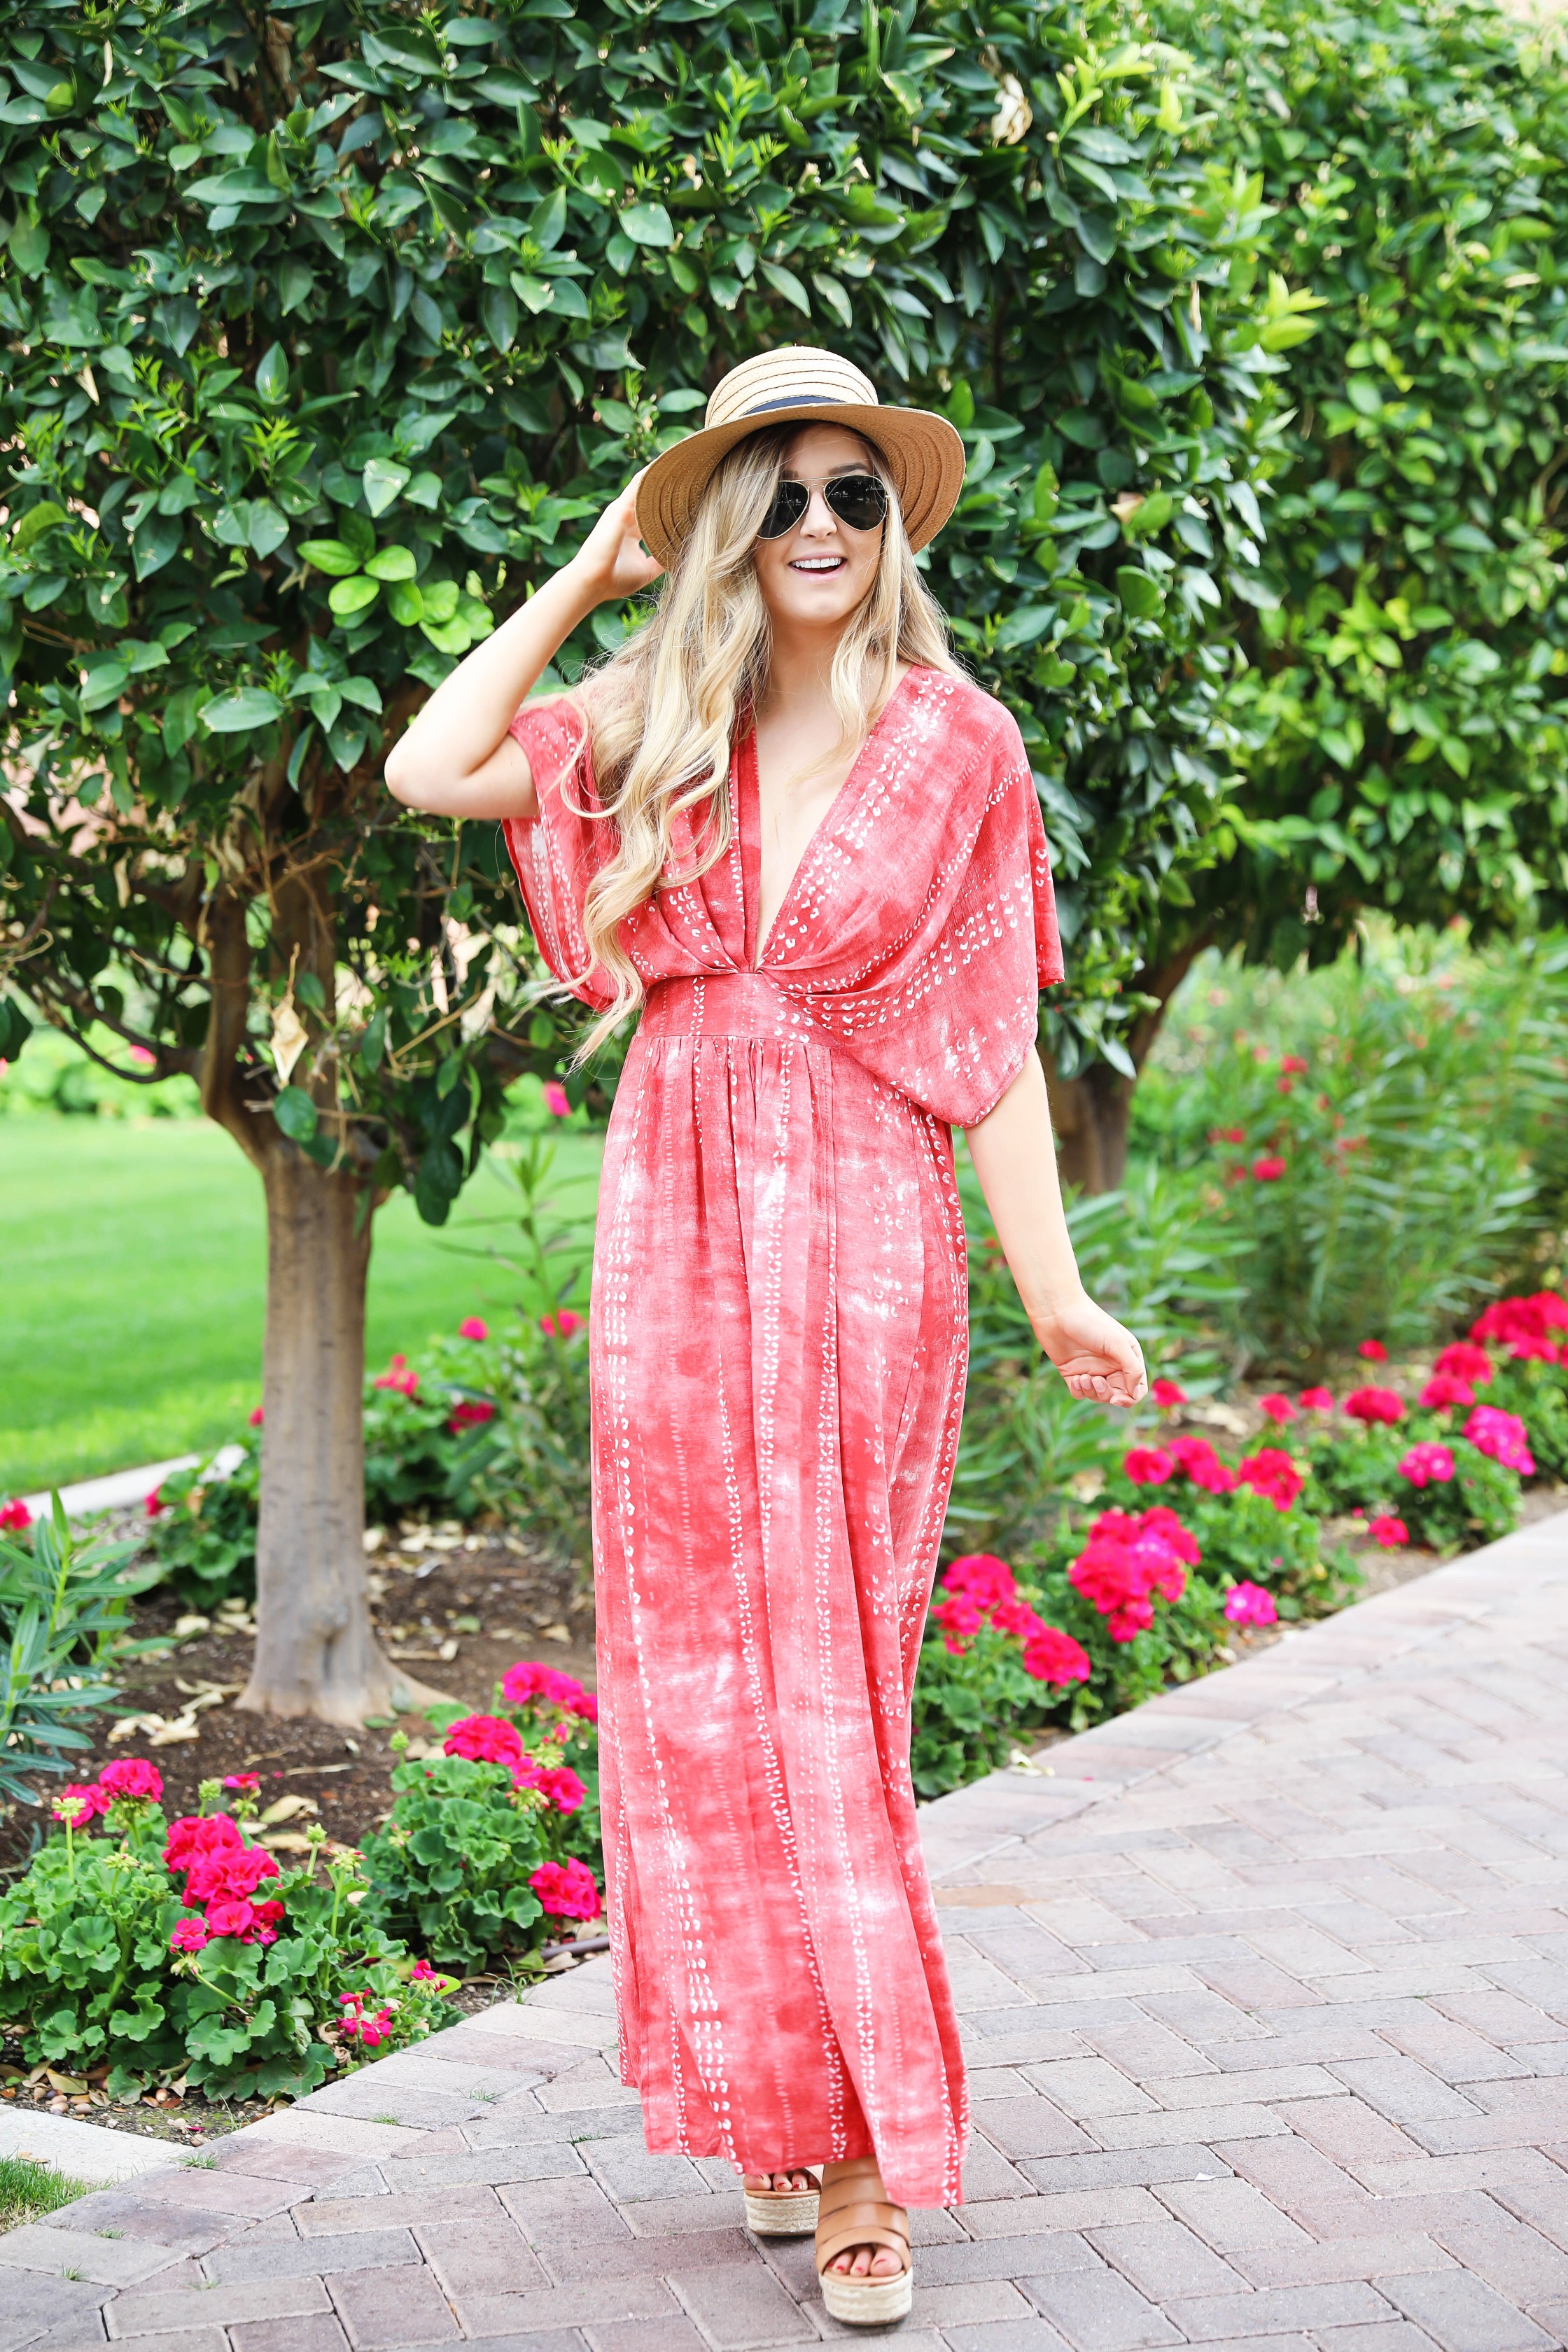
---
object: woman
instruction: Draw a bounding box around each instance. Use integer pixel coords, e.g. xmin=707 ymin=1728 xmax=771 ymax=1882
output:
xmin=387 ymin=346 xmax=1147 ymax=2327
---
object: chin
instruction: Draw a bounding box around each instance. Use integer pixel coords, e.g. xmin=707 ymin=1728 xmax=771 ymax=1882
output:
xmin=773 ymin=582 xmax=868 ymax=629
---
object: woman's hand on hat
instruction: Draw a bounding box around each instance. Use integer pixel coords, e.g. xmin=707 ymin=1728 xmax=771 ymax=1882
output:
xmin=1032 ymin=1293 xmax=1148 ymax=1409
xmin=570 ymin=472 xmax=666 ymax=603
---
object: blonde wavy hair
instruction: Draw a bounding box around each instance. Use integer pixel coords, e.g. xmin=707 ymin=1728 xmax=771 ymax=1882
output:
xmin=561 ymin=424 xmax=960 ymax=1056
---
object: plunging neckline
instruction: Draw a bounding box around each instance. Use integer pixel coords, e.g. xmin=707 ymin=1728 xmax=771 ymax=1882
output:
xmin=740 ymin=667 xmax=918 ymax=971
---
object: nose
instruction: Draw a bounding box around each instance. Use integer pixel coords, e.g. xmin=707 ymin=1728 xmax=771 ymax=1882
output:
xmin=798 ymin=488 xmax=841 ymax=538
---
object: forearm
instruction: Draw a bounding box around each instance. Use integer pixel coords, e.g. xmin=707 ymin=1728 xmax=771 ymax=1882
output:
xmin=963 ymin=1049 xmax=1084 ymax=1334
xmin=384 ymin=558 xmax=601 ymax=812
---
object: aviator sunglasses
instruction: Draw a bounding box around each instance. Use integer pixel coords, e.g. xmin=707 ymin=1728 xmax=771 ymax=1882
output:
xmin=757 ymin=470 xmax=889 ymax=540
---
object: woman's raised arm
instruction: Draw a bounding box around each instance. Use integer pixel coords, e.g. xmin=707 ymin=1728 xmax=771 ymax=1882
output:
xmin=384 ymin=475 xmax=664 ymax=821
xmin=964 ymin=1049 xmax=1147 ymax=1408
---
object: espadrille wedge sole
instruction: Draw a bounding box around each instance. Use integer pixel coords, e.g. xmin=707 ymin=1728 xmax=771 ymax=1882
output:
xmin=743 ymin=2174 xmax=820 ymax=2236
xmin=815 ymin=2156 xmax=913 ymax=2326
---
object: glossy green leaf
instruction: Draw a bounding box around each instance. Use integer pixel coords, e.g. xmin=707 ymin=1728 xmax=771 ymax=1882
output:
xmin=200 ymin=687 xmax=286 ymax=732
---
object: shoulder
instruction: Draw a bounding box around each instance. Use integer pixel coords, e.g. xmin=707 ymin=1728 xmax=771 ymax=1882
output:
xmin=902 ymin=666 xmax=1028 ymax=776
xmin=508 ymin=690 xmax=592 ymax=765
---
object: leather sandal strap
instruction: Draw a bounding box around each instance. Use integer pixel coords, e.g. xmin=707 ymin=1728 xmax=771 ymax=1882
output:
xmin=816 ymin=2199 xmax=908 ymax=2238
xmin=816 ymin=2217 xmax=911 ymax=2276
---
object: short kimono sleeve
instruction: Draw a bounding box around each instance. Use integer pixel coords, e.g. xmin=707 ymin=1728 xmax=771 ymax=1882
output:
xmin=814 ymin=699 xmax=1064 ymax=1128
xmin=501 ymin=696 xmax=617 ymax=1011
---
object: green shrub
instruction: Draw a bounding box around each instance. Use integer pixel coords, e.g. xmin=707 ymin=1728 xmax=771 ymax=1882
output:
xmin=146 ymin=1447 xmax=261 ymax=1609
xmin=1488 ymin=1359 xmax=1568 ymax=1483
xmin=1168 ymin=0 xmax=1568 ymax=965
xmin=0 ymin=1772 xmax=453 ymax=2100
xmin=361 ymin=1671 xmax=602 ymax=1974
xmin=1294 ymin=1415 xmax=1521 ymax=1551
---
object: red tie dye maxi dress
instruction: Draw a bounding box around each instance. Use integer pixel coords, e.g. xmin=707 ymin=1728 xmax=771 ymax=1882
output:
xmin=503 ymin=664 xmax=1063 ymax=2210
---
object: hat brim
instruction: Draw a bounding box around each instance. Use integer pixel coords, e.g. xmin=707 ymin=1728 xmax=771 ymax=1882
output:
xmin=634 ymin=401 xmax=967 ymax=571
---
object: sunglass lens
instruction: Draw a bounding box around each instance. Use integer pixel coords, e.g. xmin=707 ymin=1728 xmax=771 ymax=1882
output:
xmin=825 ymin=475 xmax=888 ymax=531
xmin=758 ymin=482 xmax=809 ymax=539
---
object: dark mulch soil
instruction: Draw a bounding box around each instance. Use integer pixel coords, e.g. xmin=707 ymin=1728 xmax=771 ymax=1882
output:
xmin=2 ymin=1519 xmax=596 ymax=1877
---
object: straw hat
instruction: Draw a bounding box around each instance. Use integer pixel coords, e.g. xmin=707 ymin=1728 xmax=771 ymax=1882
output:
xmin=634 ymin=346 xmax=967 ymax=570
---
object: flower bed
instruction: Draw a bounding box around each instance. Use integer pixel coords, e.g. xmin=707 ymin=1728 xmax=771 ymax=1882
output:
xmin=0 ymin=1760 xmax=456 ymax=2101
xmin=913 ymin=1287 xmax=1567 ymax=1798
xmin=0 ymin=1646 xmax=606 ymax=2120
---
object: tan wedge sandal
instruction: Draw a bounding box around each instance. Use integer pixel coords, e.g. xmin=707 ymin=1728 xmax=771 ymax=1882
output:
xmin=814 ymin=2155 xmax=913 ymax=2325
xmin=743 ymin=2169 xmax=820 ymax=2236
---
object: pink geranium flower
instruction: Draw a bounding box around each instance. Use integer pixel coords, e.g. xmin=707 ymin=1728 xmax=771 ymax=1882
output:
xmin=1369 ymin=1516 xmax=1408 ymax=1548
xmin=537 ymin=1765 xmax=588 ymax=1814
xmin=373 ymin=1353 xmax=419 ymax=1396
xmin=1122 ymin=1446 xmax=1175 ymax=1486
xmin=1235 ymin=1448 xmax=1306 ymax=1513
xmin=1399 ymin=1442 xmax=1455 ymax=1489
xmin=98 ymin=1758 xmax=163 ymax=1805
xmin=0 ymin=1497 xmax=31 ymax=1532
xmin=1434 ymin=1341 xmax=1493 ymax=1386
xmin=542 ymin=1081 xmax=571 ymax=1118
xmin=1257 ymin=1394 xmax=1296 ymax=1425
xmin=1251 ymin=1155 xmax=1287 ymax=1182
xmin=1209 ymin=1125 xmax=1245 ymax=1145
xmin=169 ymin=1917 xmax=209 ymax=1953
xmin=1068 ymin=1509 xmax=1190 ymax=1642
xmin=499 ymin=1661 xmax=597 ymax=1721
xmin=1464 ymin=1406 xmax=1534 ymax=1476
xmin=1021 ymin=1625 xmax=1092 ymax=1686
xmin=1168 ymin=1435 xmax=1238 ymax=1494
xmin=53 ymin=1783 xmax=109 ymax=1826
xmin=223 ymin=1772 xmax=262 ymax=1796
xmin=1298 ymin=1387 xmax=1334 ymax=1412
xmin=146 ymin=1488 xmax=166 ymax=1518
xmin=184 ymin=1843 xmax=280 ymax=1904
xmin=1280 ymin=1054 xmax=1309 ymax=1075
xmin=1345 ymin=1387 xmax=1404 ymax=1425
xmin=248 ymin=1405 xmax=265 ymax=1427
xmin=458 ymin=1317 xmax=489 ymax=1341
xmin=1224 ymin=1581 xmax=1278 ymax=1628
xmin=1357 ymin=1339 xmax=1389 ymax=1362
xmin=1151 ymin=1378 xmax=1187 ymax=1408
xmin=447 ymin=1399 xmax=496 ymax=1434
xmin=203 ymin=1898 xmax=262 ymax=1941
xmin=164 ymin=1815 xmax=244 ymax=1873
xmin=1419 ymin=1373 xmax=1474 ymax=1411
xmin=540 ymin=1310 xmax=585 ymax=1339
xmin=530 ymin=1857 xmax=601 ymax=1920
xmin=444 ymin=1714 xmax=525 ymax=1768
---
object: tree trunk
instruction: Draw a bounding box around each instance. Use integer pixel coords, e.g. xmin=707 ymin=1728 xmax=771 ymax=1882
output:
xmin=1042 ymin=937 xmax=1212 ymax=1195
xmin=1043 ymin=1060 xmax=1135 ymax=1196
xmin=238 ymin=1149 xmax=421 ymax=1722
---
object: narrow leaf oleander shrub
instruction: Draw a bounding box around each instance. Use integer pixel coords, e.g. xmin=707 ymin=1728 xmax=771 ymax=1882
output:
xmin=360 ymin=1664 xmax=602 ymax=1975
xmin=1134 ymin=934 xmax=1568 ymax=1371
xmin=0 ymin=1763 xmax=454 ymax=2099
xmin=0 ymin=1502 xmax=162 ymax=1810
xmin=950 ymin=1157 xmax=1247 ymax=1561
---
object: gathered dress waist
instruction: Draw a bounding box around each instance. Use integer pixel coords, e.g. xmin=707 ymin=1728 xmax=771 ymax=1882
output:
xmin=639 ymin=969 xmax=831 ymax=1047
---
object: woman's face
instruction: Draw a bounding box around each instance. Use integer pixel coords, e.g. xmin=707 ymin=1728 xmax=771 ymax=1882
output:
xmin=750 ymin=424 xmax=886 ymax=636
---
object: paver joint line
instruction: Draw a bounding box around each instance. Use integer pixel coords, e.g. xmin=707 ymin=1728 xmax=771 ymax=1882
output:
xmin=6 ymin=1511 xmax=1567 ymax=2352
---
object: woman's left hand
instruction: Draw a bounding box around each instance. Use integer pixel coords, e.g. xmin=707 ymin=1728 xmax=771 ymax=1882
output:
xmin=1033 ymin=1294 xmax=1147 ymax=1408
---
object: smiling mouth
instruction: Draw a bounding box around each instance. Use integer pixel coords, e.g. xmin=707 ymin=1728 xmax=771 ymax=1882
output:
xmin=789 ymin=556 xmax=846 ymax=573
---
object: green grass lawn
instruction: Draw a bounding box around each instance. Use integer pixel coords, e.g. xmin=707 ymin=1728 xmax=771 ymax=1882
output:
xmin=0 ymin=1117 xmax=601 ymax=1497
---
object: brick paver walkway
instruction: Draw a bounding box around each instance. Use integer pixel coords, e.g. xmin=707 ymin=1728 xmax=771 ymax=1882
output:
xmin=6 ymin=1510 xmax=1568 ymax=2352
